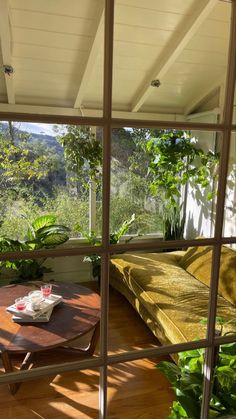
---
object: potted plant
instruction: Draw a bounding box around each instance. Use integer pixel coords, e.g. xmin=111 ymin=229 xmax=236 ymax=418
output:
xmin=77 ymin=214 xmax=136 ymax=281
xmin=156 ymin=318 xmax=236 ymax=418
xmin=0 ymin=214 xmax=70 ymax=283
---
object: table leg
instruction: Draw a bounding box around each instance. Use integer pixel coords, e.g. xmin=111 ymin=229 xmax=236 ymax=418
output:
xmin=86 ymin=321 xmax=100 ymax=356
xmin=20 ymin=352 xmax=34 ymax=371
xmin=1 ymin=351 xmax=34 ymax=395
xmin=1 ymin=351 xmax=18 ymax=395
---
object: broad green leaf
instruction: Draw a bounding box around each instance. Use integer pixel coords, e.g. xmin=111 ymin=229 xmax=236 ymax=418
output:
xmin=216 ymin=366 xmax=236 ymax=391
xmin=187 ymin=356 xmax=203 ymax=374
xmin=179 ymin=349 xmax=202 ymax=360
xmin=156 ymin=361 xmax=180 ymax=386
xmin=41 ymin=233 xmax=69 ymax=247
xmin=110 ymin=214 xmax=135 ymax=243
xmin=168 ymin=401 xmax=188 ymax=419
xmin=36 ymin=224 xmax=70 ymax=238
xmin=179 ymin=373 xmax=202 ymax=392
xmin=220 ymin=343 xmax=236 ymax=356
xmin=32 ymin=214 xmax=56 ymax=232
xmin=208 ymin=409 xmax=222 ymax=418
xmin=176 ymin=388 xmax=200 ymax=419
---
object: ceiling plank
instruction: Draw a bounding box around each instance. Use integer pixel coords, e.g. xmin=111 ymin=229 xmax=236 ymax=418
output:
xmin=131 ymin=0 xmax=218 ymax=113
xmin=0 ymin=0 xmax=15 ymax=104
xmin=74 ymin=6 xmax=104 ymax=109
xmin=184 ymin=77 xmax=224 ymax=116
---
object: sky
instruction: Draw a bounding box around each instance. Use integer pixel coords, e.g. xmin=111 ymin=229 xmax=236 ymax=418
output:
xmin=18 ymin=122 xmax=55 ymax=136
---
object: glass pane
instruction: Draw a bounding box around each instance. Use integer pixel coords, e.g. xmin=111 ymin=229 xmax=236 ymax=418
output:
xmin=109 ymin=249 xmax=210 ymax=352
xmin=7 ymin=0 xmax=104 ymax=111
xmin=107 ymin=356 xmax=175 ymax=418
xmin=113 ymin=0 xmax=231 ymax=124
xmin=216 ymin=246 xmax=236 ymax=339
xmin=160 ymin=349 xmax=205 ymax=418
xmin=0 ymin=254 xmax=96 ymax=285
xmin=0 ymin=270 xmax=100 ymax=369
xmin=224 ymin=133 xmax=236 ymax=238
xmin=0 ymin=122 xmax=103 ymax=251
xmin=0 ymin=254 xmax=100 ymax=413
xmin=0 ymin=366 xmax=99 ymax=417
xmin=209 ymin=342 xmax=236 ymax=418
xmin=233 ymin=83 xmax=236 ymax=124
xmin=110 ymin=127 xmax=220 ymax=241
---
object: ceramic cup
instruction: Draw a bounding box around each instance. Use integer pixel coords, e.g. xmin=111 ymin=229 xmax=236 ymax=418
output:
xmin=28 ymin=290 xmax=43 ymax=310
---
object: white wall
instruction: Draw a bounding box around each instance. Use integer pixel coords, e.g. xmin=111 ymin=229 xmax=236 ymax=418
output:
xmin=44 ymin=254 xmax=92 ymax=283
xmin=184 ymin=112 xmax=218 ymax=239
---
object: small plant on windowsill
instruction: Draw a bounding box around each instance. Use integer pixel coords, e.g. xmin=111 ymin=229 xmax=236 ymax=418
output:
xmin=76 ymin=214 xmax=136 ymax=281
xmin=156 ymin=317 xmax=236 ymax=419
xmin=0 ymin=214 xmax=70 ymax=283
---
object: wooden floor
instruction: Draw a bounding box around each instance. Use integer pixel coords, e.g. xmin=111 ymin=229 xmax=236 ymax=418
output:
xmin=0 ymin=284 xmax=175 ymax=419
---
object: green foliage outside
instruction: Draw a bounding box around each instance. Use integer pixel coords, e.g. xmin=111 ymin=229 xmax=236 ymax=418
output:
xmin=55 ymin=124 xmax=102 ymax=189
xmin=0 ymin=123 xmax=219 ymax=246
xmin=0 ymin=189 xmax=89 ymax=241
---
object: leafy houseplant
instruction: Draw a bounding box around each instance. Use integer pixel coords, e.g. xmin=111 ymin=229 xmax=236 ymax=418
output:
xmin=145 ymin=130 xmax=219 ymax=240
xmin=157 ymin=318 xmax=236 ymax=418
xmin=0 ymin=214 xmax=70 ymax=282
xmin=77 ymin=214 xmax=136 ymax=280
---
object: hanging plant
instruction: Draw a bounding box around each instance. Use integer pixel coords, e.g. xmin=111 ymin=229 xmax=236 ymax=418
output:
xmin=145 ymin=130 xmax=219 ymax=240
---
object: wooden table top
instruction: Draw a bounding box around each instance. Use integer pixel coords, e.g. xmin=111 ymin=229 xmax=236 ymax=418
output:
xmin=0 ymin=283 xmax=101 ymax=353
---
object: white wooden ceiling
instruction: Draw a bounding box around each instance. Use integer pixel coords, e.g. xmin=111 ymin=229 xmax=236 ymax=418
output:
xmin=0 ymin=0 xmax=232 ymax=118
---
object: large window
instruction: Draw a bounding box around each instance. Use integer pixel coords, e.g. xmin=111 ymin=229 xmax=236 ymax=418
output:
xmin=0 ymin=1 xmax=235 ymax=418
xmin=0 ymin=122 xmax=103 ymax=241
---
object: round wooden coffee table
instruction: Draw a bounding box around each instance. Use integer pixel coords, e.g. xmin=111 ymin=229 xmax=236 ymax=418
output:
xmin=0 ymin=282 xmax=101 ymax=394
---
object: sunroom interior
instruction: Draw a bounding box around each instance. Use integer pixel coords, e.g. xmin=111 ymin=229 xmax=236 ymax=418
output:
xmin=0 ymin=0 xmax=236 ymax=418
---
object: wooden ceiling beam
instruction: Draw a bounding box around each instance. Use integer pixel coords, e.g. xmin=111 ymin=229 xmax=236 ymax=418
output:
xmin=131 ymin=0 xmax=218 ymax=113
xmin=0 ymin=103 xmax=184 ymax=121
xmin=184 ymin=77 xmax=224 ymax=116
xmin=74 ymin=6 xmax=104 ymax=109
xmin=0 ymin=0 xmax=15 ymax=104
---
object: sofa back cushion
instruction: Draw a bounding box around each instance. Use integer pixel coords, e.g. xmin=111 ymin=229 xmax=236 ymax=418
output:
xmin=179 ymin=245 xmax=236 ymax=305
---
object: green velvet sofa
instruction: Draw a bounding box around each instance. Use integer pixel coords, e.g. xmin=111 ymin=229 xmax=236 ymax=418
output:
xmin=110 ymin=245 xmax=236 ymax=347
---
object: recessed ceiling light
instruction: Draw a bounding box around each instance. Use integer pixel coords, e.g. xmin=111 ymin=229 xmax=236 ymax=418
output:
xmin=2 ymin=65 xmax=14 ymax=76
xmin=151 ymin=79 xmax=161 ymax=88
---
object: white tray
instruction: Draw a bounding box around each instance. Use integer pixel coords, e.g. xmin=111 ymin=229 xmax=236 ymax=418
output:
xmin=7 ymin=294 xmax=63 ymax=320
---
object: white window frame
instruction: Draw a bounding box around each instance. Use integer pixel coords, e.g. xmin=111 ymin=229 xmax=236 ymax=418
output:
xmin=0 ymin=1 xmax=236 ymax=418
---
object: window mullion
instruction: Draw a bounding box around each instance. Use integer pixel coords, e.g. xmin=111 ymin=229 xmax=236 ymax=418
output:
xmin=201 ymin=1 xmax=236 ymax=417
xmin=100 ymin=0 xmax=115 ymax=417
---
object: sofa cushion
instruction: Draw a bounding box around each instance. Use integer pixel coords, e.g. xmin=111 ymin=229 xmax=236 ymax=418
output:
xmin=110 ymin=252 xmax=236 ymax=345
xmin=179 ymin=245 xmax=236 ymax=305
